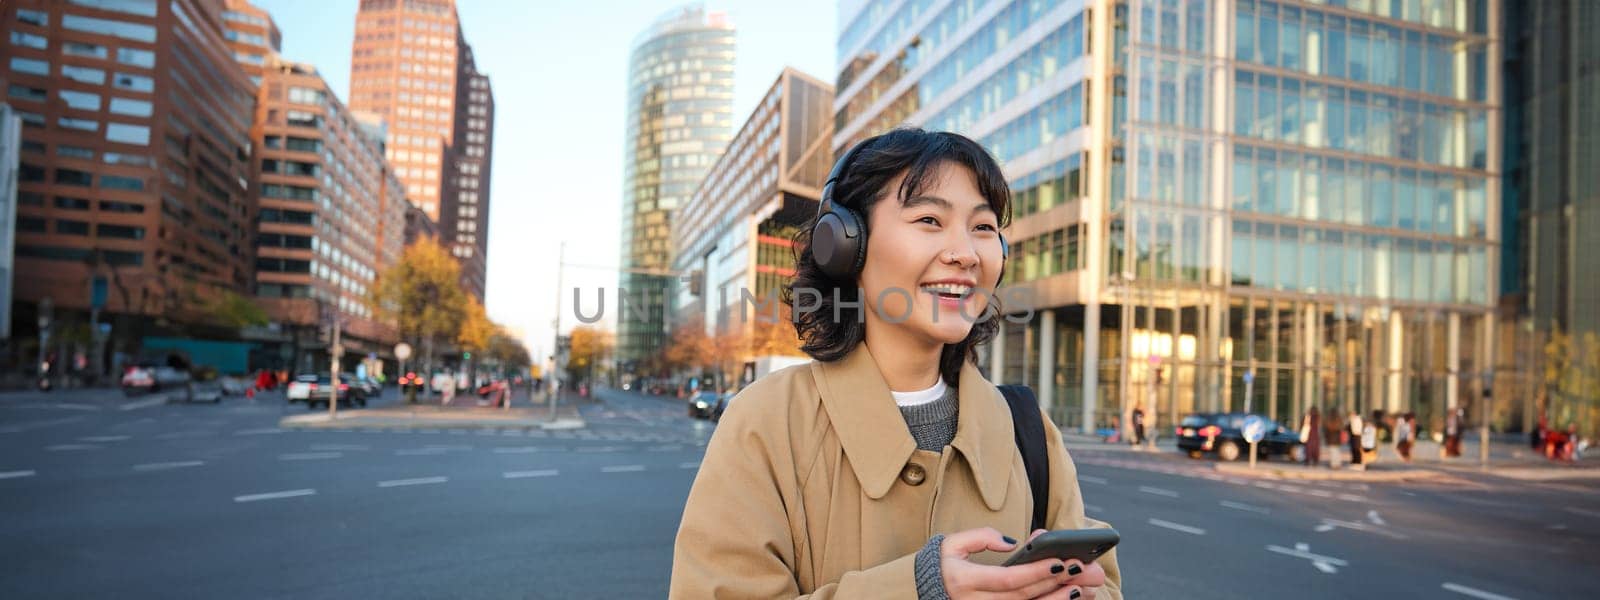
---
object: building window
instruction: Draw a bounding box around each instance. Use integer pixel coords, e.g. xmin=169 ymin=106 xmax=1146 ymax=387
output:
xmin=57 ymin=220 xmax=91 ymax=235
xmin=68 ymin=0 xmax=159 ymax=18
xmin=59 ymin=117 xmax=98 ymax=131
xmin=60 ymin=90 xmax=102 ymax=111
xmin=62 ymin=14 xmax=158 ymax=43
xmin=9 ymin=31 xmax=48 ymax=49
xmin=101 ymin=174 xmax=145 ymax=191
xmin=10 ymin=57 xmax=51 ymax=76
xmin=7 ymin=84 xmax=47 ymax=102
xmin=54 ymin=197 xmax=92 ymax=210
xmin=57 ymin=145 xmax=95 ymax=159
xmin=106 ymin=123 xmax=151 ymax=145
xmin=16 ymin=9 xmax=49 ymax=27
xmin=97 ymin=224 xmax=146 ymax=239
xmin=62 ymin=65 xmax=106 ymax=84
xmin=103 ymin=250 xmax=143 ymax=266
xmin=100 ymin=200 xmax=145 ymax=213
xmin=108 ymin=97 xmax=153 ymax=117
xmin=55 ymin=168 xmax=94 ymax=186
xmin=63 ymin=41 xmax=108 ymax=58
xmin=17 ymin=216 xmax=48 ymax=233
xmin=111 ymin=72 xmax=153 ymax=92
xmin=116 ymin=47 xmax=155 ymax=68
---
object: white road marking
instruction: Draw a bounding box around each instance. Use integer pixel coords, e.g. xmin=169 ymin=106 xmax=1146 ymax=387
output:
xmin=1220 ymin=500 xmax=1270 ymax=514
xmin=503 ymin=469 xmax=559 ymax=479
xmin=46 ymin=444 xmax=100 ymax=451
xmin=310 ymin=444 xmax=368 ymax=451
xmin=233 ymin=428 xmax=284 ymax=435
xmin=493 ymin=447 xmax=541 ymax=454
xmin=1266 ymin=544 xmax=1349 ymax=567
xmin=602 ymin=465 xmax=646 ymax=473
xmin=1138 ymin=486 xmax=1180 ymax=498
xmin=1312 ymin=561 xmax=1338 ymax=574
xmin=378 ymin=476 xmax=448 ymax=488
xmin=0 ymin=470 xmax=37 ymax=479
xmin=576 ymin=446 xmax=624 ymax=453
xmin=1078 ymin=475 xmax=1109 ymax=485
xmin=1147 ymin=518 xmax=1206 ymax=535
xmin=678 ymin=462 xmax=700 ymax=469
xmin=1366 ymin=510 xmax=1387 ymax=526
xmin=1307 ymin=489 xmax=1333 ymax=498
xmin=396 ymin=448 xmax=449 ymax=456
xmin=1563 ymin=506 xmax=1600 ymax=519
xmin=118 ymin=397 xmax=168 ymax=411
xmin=133 ymin=460 xmax=205 ymax=471
xmin=235 ymin=489 xmax=316 ymax=502
xmin=1441 ymin=582 xmax=1519 ymax=600
xmin=79 ymin=435 xmax=130 ymax=442
xmin=279 ymin=452 xmax=341 ymax=461
xmin=1316 ymin=518 xmax=1409 ymax=540
xmin=1546 ymin=524 xmax=1568 ymax=531
xmin=1336 ymin=494 xmax=1368 ymax=502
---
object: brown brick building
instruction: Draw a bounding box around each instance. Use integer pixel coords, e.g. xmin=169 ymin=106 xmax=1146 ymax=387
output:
xmin=3 ymin=0 xmax=258 ymax=373
xmin=222 ymin=1 xmax=408 ymax=373
xmin=347 ymin=0 xmax=493 ymax=301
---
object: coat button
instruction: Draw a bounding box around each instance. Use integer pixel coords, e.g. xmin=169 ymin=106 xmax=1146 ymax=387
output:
xmin=900 ymin=463 xmax=927 ymax=486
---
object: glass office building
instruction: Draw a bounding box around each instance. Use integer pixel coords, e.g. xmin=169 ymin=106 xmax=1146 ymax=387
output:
xmin=835 ymin=0 xmax=1499 ymax=435
xmin=618 ymin=5 xmax=736 ymax=366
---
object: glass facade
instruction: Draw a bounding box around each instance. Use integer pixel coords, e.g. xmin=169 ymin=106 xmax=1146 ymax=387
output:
xmin=619 ymin=7 xmax=736 ymax=366
xmin=836 ymin=0 xmax=1500 ymax=436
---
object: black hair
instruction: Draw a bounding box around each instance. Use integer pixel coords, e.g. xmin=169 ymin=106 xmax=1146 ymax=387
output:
xmin=784 ymin=128 xmax=1012 ymax=386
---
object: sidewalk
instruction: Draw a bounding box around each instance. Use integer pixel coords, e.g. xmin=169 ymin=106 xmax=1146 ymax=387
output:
xmin=279 ymin=390 xmax=584 ymax=431
xmin=1059 ymin=428 xmax=1598 ymax=483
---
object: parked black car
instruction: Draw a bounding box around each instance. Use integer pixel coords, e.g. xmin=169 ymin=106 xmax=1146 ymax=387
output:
xmin=1176 ymin=412 xmax=1304 ymax=462
xmin=687 ymin=390 xmax=719 ymax=419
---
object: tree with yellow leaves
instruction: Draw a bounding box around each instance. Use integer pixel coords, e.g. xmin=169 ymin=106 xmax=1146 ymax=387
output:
xmin=369 ymin=238 xmax=467 ymax=391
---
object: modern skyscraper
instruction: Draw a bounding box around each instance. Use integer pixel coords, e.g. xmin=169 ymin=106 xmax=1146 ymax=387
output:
xmin=1501 ymin=0 xmax=1599 ymax=434
xmin=836 ymin=0 xmax=1500 ymax=435
xmin=222 ymin=1 xmax=409 ymax=373
xmin=619 ymin=5 xmax=735 ymax=367
xmin=3 ymin=0 xmax=258 ymax=372
xmin=347 ymin=0 xmax=493 ymax=301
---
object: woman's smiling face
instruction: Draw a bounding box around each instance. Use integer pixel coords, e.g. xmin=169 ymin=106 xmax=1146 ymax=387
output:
xmin=858 ymin=161 xmax=1005 ymax=347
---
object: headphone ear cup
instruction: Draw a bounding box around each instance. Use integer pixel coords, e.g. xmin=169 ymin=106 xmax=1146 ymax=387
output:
xmin=812 ymin=208 xmax=866 ymax=280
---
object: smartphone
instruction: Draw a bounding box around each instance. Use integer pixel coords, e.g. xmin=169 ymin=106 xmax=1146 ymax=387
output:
xmin=1001 ymin=528 xmax=1120 ymax=567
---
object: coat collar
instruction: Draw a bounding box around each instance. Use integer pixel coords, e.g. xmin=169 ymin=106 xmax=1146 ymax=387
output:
xmin=812 ymin=342 xmax=1015 ymax=510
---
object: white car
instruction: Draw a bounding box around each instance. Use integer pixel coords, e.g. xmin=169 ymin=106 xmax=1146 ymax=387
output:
xmin=285 ymin=374 xmax=320 ymax=402
xmin=121 ymin=365 xmax=193 ymax=400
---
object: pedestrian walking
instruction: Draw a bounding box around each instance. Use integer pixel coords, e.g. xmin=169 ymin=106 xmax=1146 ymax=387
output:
xmin=1301 ymin=406 xmax=1322 ymax=466
xmin=1395 ymin=412 xmax=1415 ymax=462
xmin=1361 ymin=411 xmax=1380 ymax=466
xmin=1347 ymin=411 xmax=1365 ymax=467
xmin=1132 ymin=404 xmax=1147 ymax=447
xmin=671 ymin=130 xmax=1121 ymax=598
xmin=1324 ymin=408 xmax=1345 ymax=468
xmin=1444 ymin=407 xmax=1463 ymax=458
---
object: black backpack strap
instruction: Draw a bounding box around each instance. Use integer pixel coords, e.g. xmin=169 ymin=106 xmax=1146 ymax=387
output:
xmin=998 ymin=384 xmax=1049 ymax=533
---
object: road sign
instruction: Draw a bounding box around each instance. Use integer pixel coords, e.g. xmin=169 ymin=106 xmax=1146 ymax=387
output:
xmin=1242 ymin=415 xmax=1268 ymax=444
xmin=1243 ymin=370 xmax=1254 ymax=384
xmin=394 ymin=343 xmax=412 ymax=361
xmin=90 ymin=276 xmax=107 ymax=310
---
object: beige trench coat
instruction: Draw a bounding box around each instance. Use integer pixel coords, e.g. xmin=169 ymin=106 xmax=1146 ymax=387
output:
xmin=670 ymin=343 xmax=1123 ymax=598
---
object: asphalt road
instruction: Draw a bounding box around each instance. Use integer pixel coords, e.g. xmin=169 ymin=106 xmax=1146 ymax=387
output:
xmin=2 ymin=385 xmax=1596 ymax=599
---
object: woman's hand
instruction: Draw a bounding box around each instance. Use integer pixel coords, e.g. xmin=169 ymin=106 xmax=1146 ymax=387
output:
xmin=939 ymin=527 xmax=1106 ymax=599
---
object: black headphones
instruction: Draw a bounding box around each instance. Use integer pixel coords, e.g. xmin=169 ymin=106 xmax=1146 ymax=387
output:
xmin=811 ymin=138 xmax=1008 ymax=281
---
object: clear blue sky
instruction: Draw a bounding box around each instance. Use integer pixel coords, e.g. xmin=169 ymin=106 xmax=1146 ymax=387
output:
xmin=254 ymin=1 xmax=836 ymax=360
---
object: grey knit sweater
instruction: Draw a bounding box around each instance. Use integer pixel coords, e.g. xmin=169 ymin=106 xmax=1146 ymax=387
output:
xmin=899 ymin=385 xmax=959 ymax=600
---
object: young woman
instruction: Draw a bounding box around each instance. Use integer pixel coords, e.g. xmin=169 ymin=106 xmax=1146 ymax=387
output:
xmin=670 ymin=129 xmax=1122 ymax=599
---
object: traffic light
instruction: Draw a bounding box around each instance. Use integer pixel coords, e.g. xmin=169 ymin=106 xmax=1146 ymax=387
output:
xmin=463 ymin=351 xmax=471 ymax=360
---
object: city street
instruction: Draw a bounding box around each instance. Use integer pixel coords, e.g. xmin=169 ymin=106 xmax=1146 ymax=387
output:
xmin=2 ymin=386 xmax=1597 ymax=599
